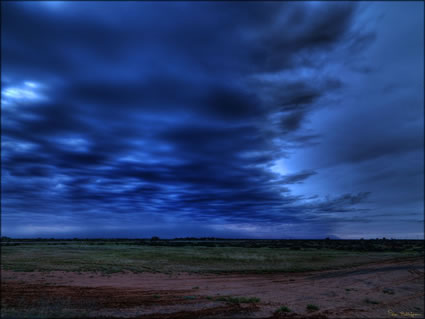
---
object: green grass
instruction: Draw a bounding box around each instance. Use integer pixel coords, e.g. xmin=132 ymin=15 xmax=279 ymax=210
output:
xmin=0 ymin=308 xmax=92 ymax=319
xmin=1 ymin=296 xmax=95 ymax=319
xmin=275 ymin=306 xmax=291 ymax=313
xmin=364 ymin=298 xmax=380 ymax=305
xmin=214 ymin=296 xmax=260 ymax=304
xmin=1 ymin=242 xmax=419 ymax=274
xmin=306 ymin=304 xmax=319 ymax=311
xmin=183 ymin=296 xmax=197 ymax=300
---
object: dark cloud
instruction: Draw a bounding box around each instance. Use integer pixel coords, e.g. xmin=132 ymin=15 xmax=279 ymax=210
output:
xmin=310 ymin=192 xmax=372 ymax=213
xmin=1 ymin=1 xmax=422 ymax=239
xmin=281 ymin=170 xmax=317 ymax=184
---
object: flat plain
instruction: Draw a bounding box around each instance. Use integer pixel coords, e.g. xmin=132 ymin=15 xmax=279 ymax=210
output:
xmin=1 ymin=239 xmax=424 ymax=318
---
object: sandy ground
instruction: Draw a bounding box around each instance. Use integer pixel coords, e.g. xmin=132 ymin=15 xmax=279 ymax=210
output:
xmin=1 ymin=257 xmax=424 ymax=319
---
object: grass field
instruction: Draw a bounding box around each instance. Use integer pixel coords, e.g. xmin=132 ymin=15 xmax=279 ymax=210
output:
xmin=1 ymin=239 xmax=423 ymax=274
xmin=2 ymin=239 xmax=424 ymax=319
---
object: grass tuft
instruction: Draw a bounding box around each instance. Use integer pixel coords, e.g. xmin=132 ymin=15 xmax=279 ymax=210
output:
xmin=275 ymin=306 xmax=291 ymax=313
xmin=183 ymin=295 xmax=197 ymax=300
xmin=382 ymin=288 xmax=395 ymax=295
xmin=364 ymin=298 xmax=380 ymax=304
xmin=306 ymin=304 xmax=319 ymax=311
xmin=215 ymin=296 xmax=260 ymax=304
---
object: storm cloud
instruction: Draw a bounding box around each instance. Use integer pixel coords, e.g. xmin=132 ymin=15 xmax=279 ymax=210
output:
xmin=1 ymin=1 xmax=423 ymax=239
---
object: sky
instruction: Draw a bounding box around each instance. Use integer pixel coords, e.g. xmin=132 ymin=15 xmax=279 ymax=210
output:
xmin=1 ymin=1 xmax=424 ymax=239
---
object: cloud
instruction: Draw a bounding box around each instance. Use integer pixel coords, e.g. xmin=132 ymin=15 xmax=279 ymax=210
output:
xmin=2 ymin=1 xmax=421 ymax=239
xmin=281 ymin=170 xmax=318 ymax=184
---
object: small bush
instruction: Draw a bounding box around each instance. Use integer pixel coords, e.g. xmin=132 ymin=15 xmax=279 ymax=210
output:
xmin=183 ymin=296 xmax=196 ymax=300
xmin=382 ymin=288 xmax=395 ymax=295
xmin=239 ymin=297 xmax=260 ymax=304
xmin=215 ymin=296 xmax=260 ymax=304
xmin=364 ymin=298 xmax=380 ymax=304
xmin=306 ymin=304 xmax=319 ymax=311
xmin=275 ymin=306 xmax=291 ymax=313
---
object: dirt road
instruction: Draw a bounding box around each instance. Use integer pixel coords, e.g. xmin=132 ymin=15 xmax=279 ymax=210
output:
xmin=2 ymin=257 xmax=424 ymax=318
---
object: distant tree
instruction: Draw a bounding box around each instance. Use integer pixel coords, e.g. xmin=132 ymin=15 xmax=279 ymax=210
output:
xmin=151 ymin=236 xmax=160 ymax=241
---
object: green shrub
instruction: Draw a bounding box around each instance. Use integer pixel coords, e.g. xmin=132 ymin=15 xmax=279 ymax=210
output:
xmin=364 ymin=298 xmax=380 ymax=304
xmin=306 ymin=304 xmax=319 ymax=311
xmin=183 ymin=296 xmax=196 ymax=300
xmin=215 ymin=296 xmax=260 ymax=304
xmin=275 ymin=306 xmax=291 ymax=313
xmin=382 ymin=288 xmax=395 ymax=295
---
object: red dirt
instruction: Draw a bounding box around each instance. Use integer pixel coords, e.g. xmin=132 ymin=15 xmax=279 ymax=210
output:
xmin=2 ymin=257 xmax=424 ymax=318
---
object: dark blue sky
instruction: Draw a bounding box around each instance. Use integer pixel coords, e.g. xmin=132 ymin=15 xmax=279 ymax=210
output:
xmin=1 ymin=1 xmax=423 ymax=239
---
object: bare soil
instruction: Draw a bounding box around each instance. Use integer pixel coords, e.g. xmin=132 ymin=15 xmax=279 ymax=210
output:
xmin=1 ymin=257 xmax=424 ymax=319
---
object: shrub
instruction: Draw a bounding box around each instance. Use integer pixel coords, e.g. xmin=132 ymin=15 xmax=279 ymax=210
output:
xmin=215 ymin=296 xmax=260 ymax=304
xmin=183 ymin=296 xmax=196 ymax=300
xmin=364 ymin=298 xmax=380 ymax=304
xmin=275 ymin=306 xmax=291 ymax=313
xmin=306 ymin=304 xmax=319 ymax=311
xmin=382 ymin=288 xmax=395 ymax=295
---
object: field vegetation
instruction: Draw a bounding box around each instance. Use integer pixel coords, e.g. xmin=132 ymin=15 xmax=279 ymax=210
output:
xmin=1 ymin=238 xmax=423 ymax=274
xmin=1 ymin=238 xmax=423 ymax=319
